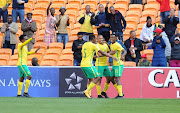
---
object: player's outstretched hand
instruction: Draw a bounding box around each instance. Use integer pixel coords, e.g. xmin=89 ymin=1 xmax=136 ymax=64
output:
xmin=35 ymin=48 xmax=40 ymax=53
xmin=112 ymin=56 xmax=118 ymax=61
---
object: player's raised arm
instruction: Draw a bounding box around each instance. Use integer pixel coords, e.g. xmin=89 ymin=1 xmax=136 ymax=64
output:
xmin=27 ymin=48 xmax=40 ymax=55
xmin=120 ymin=49 xmax=127 ymax=60
xmin=98 ymin=49 xmax=118 ymax=61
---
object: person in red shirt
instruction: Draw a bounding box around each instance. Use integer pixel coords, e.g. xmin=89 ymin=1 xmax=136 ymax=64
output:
xmin=156 ymin=0 xmax=170 ymax=24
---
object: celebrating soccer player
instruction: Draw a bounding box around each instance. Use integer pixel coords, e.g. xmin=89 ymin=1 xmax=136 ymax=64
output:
xmin=81 ymin=34 xmax=117 ymax=99
xmin=17 ymin=35 xmax=40 ymax=97
xmin=109 ymin=34 xmax=127 ymax=98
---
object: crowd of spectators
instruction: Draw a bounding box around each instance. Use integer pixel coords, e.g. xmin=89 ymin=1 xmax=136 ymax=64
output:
xmin=1 ymin=0 xmax=180 ymax=67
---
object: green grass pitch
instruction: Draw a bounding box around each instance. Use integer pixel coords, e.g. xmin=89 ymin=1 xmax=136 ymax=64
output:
xmin=0 ymin=97 xmax=179 ymax=113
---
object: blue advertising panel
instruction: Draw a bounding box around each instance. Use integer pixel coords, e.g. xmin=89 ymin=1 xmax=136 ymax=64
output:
xmin=0 ymin=67 xmax=59 ymax=97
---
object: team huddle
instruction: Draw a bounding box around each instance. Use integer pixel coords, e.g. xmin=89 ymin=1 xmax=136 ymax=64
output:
xmin=81 ymin=34 xmax=127 ymax=99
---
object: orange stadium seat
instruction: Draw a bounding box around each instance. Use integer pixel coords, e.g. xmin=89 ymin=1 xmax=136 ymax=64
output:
xmin=33 ymin=16 xmax=43 ymax=27
xmin=126 ymin=24 xmax=137 ymax=31
xmin=0 ymin=55 xmax=10 ymax=64
xmin=66 ymin=4 xmax=80 ymax=13
xmin=142 ymin=49 xmax=154 ymax=55
xmin=45 ymin=49 xmax=62 ymax=56
xmin=14 ymin=49 xmax=18 ymax=55
xmin=123 ymin=30 xmax=131 ymax=39
xmin=115 ymin=0 xmax=130 ymax=7
xmin=34 ymin=42 xmax=47 ymax=50
xmin=41 ymin=24 xmax=46 ymax=30
xmin=62 ymin=49 xmax=73 ymax=55
xmin=147 ymin=0 xmax=159 ymax=5
xmin=40 ymin=61 xmax=57 ymax=66
xmin=37 ymin=0 xmax=50 ymax=4
xmin=66 ymin=10 xmax=77 ymax=19
xmin=43 ymin=55 xmax=59 ymax=62
xmin=27 ymin=54 xmax=42 ymax=64
xmin=142 ymin=11 xmax=157 ymax=19
xmin=57 ymin=61 xmax=73 ymax=66
xmin=100 ymin=0 xmax=115 ymax=6
xmin=24 ymin=3 xmax=33 ymax=12
xmin=73 ymin=24 xmax=81 ymax=30
xmin=126 ymin=11 xmax=141 ymax=18
xmin=81 ymin=4 xmax=96 ymax=12
xmin=0 ymin=61 xmax=7 ymax=66
xmin=68 ymin=0 xmax=83 ymax=7
xmin=8 ymin=60 xmax=18 ymax=66
xmin=156 ymin=17 xmax=161 ymax=24
xmin=84 ymin=0 xmax=99 ymax=7
xmin=36 ymin=36 xmax=44 ymax=42
xmin=69 ymin=36 xmax=78 ymax=43
xmin=69 ymin=17 xmax=75 ymax=27
xmin=146 ymin=55 xmax=153 ymax=62
xmin=125 ymin=17 xmax=139 ymax=26
xmin=137 ymin=24 xmax=144 ymax=31
xmin=38 ymin=30 xmax=45 ymax=37
xmin=136 ymin=30 xmax=141 ymax=38
xmin=59 ymin=55 xmax=73 ymax=61
xmin=144 ymin=4 xmax=159 ymax=12
xmin=0 ymin=48 xmax=12 ymax=56
xmin=129 ymin=4 xmax=143 ymax=14
xmin=32 ymin=10 xmax=46 ymax=18
xmin=34 ymin=3 xmax=49 ymax=12
xmin=113 ymin=4 xmax=128 ymax=13
xmin=28 ymin=0 xmax=36 ymax=5
xmin=71 ymin=30 xmax=79 ymax=36
xmin=65 ymin=43 xmax=73 ymax=49
xmin=49 ymin=43 xmax=63 ymax=50
xmin=27 ymin=61 xmax=32 ymax=66
xmin=52 ymin=0 xmax=66 ymax=7
xmin=124 ymin=61 xmax=136 ymax=67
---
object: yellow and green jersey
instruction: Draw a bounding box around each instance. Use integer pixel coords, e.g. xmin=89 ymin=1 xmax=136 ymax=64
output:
xmin=110 ymin=42 xmax=124 ymax=66
xmin=95 ymin=43 xmax=109 ymax=66
xmin=17 ymin=38 xmax=35 ymax=66
xmin=81 ymin=42 xmax=100 ymax=67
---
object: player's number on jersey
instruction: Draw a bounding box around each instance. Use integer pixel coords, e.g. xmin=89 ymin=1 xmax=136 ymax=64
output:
xmin=83 ymin=48 xmax=87 ymax=58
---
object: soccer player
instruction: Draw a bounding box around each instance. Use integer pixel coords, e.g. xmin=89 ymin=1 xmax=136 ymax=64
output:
xmin=109 ymin=34 xmax=127 ymax=98
xmin=17 ymin=35 xmax=40 ymax=97
xmin=81 ymin=34 xmax=117 ymax=99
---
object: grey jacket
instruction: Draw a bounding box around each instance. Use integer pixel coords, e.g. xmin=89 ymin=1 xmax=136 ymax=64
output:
xmin=21 ymin=20 xmax=37 ymax=44
xmin=170 ymin=34 xmax=180 ymax=60
xmin=1 ymin=22 xmax=18 ymax=44
xmin=161 ymin=31 xmax=171 ymax=57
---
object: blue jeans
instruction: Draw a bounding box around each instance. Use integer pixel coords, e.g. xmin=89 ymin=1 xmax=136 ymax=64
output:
xmin=0 ymin=9 xmax=8 ymax=23
xmin=12 ymin=9 xmax=25 ymax=23
xmin=115 ymin=32 xmax=123 ymax=42
xmin=74 ymin=59 xmax=81 ymax=66
xmin=160 ymin=11 xmax=170 ymax=24
xmin=3 ymin=40 xmax=16 ymax=55
xmin=57 ymin=33 xmax=69 ymax=48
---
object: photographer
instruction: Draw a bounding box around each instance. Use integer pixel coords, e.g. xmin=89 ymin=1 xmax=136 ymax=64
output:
xmin=105 ymin=2 xmax=126 ymax=42
xmin=79 ymin=5 xmax=95 ymax=41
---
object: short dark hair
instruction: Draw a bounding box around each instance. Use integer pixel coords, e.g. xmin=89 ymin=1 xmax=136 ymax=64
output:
xmin=109 ymin=6 xmax=114 ymax=9
xmin=130 ymin=30 xmax=135 ymax=34
xmin=97 ymin=34 xmax=104 ymax=38
xmin=111 ymin=32 xmax=118 ymax=37
xmin=7 ymin=15 xmax=12 ymax=17
xmin=175 ymin=34 xmax=179 ymax=37
xmin=19 ymin=35 xmax=26 ymax=41
xmin=27 ymin=12 xmax=33 ymax=16
xmin=77 ymin=32 xmax=83 ymax=35
xmin=147 ymin=16 xmax=151 ymax=20
xmin=89 ymin=34 xmax=96 ymax=41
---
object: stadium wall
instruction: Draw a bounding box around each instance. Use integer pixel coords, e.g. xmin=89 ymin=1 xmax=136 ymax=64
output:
xmin=0 ymin=66 xmax=180 ymax=98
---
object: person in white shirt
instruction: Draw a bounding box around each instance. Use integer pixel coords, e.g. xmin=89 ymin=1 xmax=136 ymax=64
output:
xmin=140 ymin=16 xmax=154 ymax=49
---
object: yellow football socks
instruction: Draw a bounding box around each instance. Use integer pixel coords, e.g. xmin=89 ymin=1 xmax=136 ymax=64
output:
xmin=24 ymin=79 xmax=31 ymax=93
xmin=87 ymin=84 xmax=92 ymax=96
xmin=17 ymin=81 xmax=23 ymax=95
xmin=117 ymin=85 xmax=123 ymax=96
xmin=103 ymin=82 xmax=110 ymax=92
xmin=96 ymin=85 xmax=101 ymax=95
xmin=113 ymin=84 xmax=118 ymax=91
xmin=85 ymin=82 xmax=96 ymax=93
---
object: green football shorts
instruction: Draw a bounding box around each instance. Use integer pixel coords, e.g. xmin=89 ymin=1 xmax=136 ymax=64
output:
xmin=81 ymin=66 xmax=99 ymax=79
xmin=95 ymin=66 xmax=110 ymax=77
xmin=17 ymin=65 xmax=31 ymax=77
xmin=110 ymin=65 xmax=124 ymax=77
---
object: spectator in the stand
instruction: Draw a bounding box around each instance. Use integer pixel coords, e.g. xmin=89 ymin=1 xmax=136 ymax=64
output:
xmin=140 ymin=16 xmax=154 ymax=49
xmin=95 ymin=4 xmax=110 ymax=42
xmin=72 ymin=32 xmax=86 ymax=66
xmin=105 ymin=2 xmax=126 ymax=42
xmin=1 ymin=15 xmax=18 ymax=55
xmin=156 ymin=0 xmax=170 ymax=24
xmin=21 ymin=13 xmax=37 ymax=51
xmin=56 ymin=6 xmax=70 ymax=49
xmin=158 ymin=25 xmax=171 ymax=64
xmin=12 ymin=0 xmax=28 ymax=23
xmin=44 ymin=1 xmax=56 ymax=48
xmin=108 ymin=32 xmax=126 ymax=66
xmin=170 ymin=30 xmax=180 ymax=67
xmin=130 ymin=0 xmax=142 ymax=4
xmin=152 ymin=35 xmax=167 ymax=67
xmin=0 ymin=0 xmax=11 ymax=23
xmin=175 ymin=0 xmax=180 ymax=23
xmin=32 ymin=57 xmax=39 ymax=66
xmin=138 ymin=54 xmax=151 ymax=66
xmin=79 ymin=5 xmax=95 ymax=42
xmin=124 ymin=31 xmax=143 ymax=65
xmin=164 ymin=8 xmax=179 ymax=40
